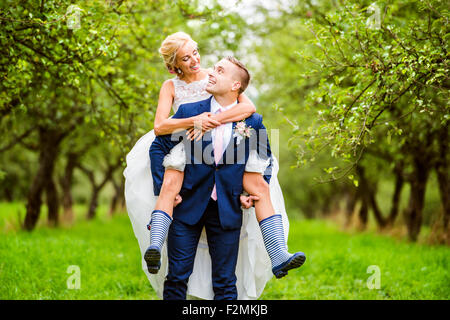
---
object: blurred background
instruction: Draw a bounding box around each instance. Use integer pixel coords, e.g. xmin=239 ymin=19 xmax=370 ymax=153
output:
xmin=0 ymin=0 xmax=448 ymax=299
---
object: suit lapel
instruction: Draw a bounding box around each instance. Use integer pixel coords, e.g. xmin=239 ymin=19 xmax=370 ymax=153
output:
xmin=197 ymin=96 xmax=212 ymax=114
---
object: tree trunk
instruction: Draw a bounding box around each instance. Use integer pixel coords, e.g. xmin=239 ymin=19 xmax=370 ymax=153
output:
xmin=385 ymin=163 xmax=404 ymax=227
xmin=60 ymin=153 xmax=79 ymax=223
xmin=404 ymin=158 xmax=430 ymax=242
xmin=301 ymin=191 xmax=317 ymax=218
xmin=368 ymin=162 xmax=405 ymax=229
xmin=434 ymin=168 xmax=449 ymax=244
xmin=82 ymin=168 xmax=98 ymax=220
xmin=46 ymin=176 xmax=59 ymax=227
xmin=80 ymin=160 xmax=119 ymax=220
xmin=367 ymin=182 xmax=388 ymax=229
xmin=3 ymin=186 xmax=14 ymax=202
xmin=24 ymin=128 xmax=64 ymax=231
xmin=321 ymin=194 xmax=331 ymax=215
xmin=109 ymin=177 xmax=124 ymax=216
xmin=434 ymin=126 xmax=449 ymax=242
xmin=24 ymin=164 xmax=46 ymax=231
xmin=344 ymin=189 xmax=358 ymax=228
xmin=87 ymin=189 xmax=100 ymax=220
xmin=358 ymin=196 xmax=369 ymax=230
xmin=356 ymin=165 xmax=370 ymax=230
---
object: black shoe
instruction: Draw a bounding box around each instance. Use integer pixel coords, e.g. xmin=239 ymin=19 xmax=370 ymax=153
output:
xmin=272 ymin=252 xmax=306 ymax=279
xmin=144 ymin=245 xmax=161 ymax=274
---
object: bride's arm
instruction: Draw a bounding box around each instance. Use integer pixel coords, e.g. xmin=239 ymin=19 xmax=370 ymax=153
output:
xmin=185 ymin=93 xmax=256 ymax=140
xmin=154 ymin=80 xmax=221 ymax=135
xmin=211 ymin=92 xmax=256 ymax=123
xmin=153 ymin=80 xmax=195 ymax=136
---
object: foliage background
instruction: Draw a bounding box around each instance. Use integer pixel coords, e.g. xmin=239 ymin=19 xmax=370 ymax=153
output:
xmin=0 ymin=0 xmax=448 ymax=300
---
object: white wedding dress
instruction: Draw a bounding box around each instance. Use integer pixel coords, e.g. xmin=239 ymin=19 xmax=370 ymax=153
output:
xmin=123 ymin=75 xmax=290 ymax=300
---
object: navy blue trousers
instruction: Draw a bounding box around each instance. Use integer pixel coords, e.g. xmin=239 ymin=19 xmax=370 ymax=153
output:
xmin=163 ymin=199 xmax=241 ymax=300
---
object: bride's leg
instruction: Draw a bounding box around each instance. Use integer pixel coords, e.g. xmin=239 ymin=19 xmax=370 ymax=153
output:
xmin=145 ymin=169 xmax=184 ymax=274
xmin=243 ymin=172 xmax=306 ymax=278
xmin=154 ymin=169 xmax=184 ymax=216
xmin=242 ymin=172 xmax=274 ymax=223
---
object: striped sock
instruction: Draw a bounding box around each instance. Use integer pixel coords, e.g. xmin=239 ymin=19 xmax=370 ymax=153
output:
xmin=259 ymin=214 xmax=293 ymax=269
xmin=148 ymin=210 xmax=172 ymax=251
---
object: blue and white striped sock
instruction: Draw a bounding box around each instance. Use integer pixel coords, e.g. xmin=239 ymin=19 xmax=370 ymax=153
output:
xmin=259 ymin=214 xmax=293 ymax=269
xmin=148 ymin=210 xmax=172 ymax=251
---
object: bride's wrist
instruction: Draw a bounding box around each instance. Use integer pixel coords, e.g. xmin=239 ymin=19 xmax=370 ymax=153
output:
xmin=210 ymin=113 xmax=220 ymax=123
xmin=190 ymin=115 xmax=199 ymax=127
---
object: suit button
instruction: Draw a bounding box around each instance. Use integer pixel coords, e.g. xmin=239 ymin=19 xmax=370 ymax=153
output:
xmin=208 ymin=187 xmax=212 ymax=191
xmin=216 ymin=168 xmax=219 ymax=171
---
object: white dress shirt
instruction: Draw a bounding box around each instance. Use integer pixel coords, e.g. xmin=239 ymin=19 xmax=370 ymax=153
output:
xmin=210 ymin=97 xmax=238 ymax=159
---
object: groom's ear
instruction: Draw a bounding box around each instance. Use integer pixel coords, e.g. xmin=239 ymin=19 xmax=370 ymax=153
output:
xmin=231 ymin=80 xmax=242 ymax=93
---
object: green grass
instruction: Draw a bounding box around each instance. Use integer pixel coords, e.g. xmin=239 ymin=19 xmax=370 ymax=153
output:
xmin=0 ymin=213 xmax=152 ymax=300
xmin=0 ymin=206 xmax=449 ymax=300
xmin=261 ymin=220 xmax=450 ymax=299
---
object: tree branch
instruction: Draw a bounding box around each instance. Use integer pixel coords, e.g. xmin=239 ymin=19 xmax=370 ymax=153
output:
xmin=0 ymin=127 xmax=36 ymax=153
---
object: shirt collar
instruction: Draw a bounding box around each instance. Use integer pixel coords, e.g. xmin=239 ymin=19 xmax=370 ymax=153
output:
xmin=211 ymin=96 xmax=238 ymax=114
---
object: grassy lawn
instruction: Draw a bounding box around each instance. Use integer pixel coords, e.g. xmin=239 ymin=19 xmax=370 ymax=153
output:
xmin=0 ymin=203 xmax=449 ymax=300
xmin=261 ymin=220 xmax=449 ymax=299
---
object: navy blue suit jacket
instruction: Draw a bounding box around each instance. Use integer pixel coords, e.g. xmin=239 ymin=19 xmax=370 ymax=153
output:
xmin=150 ymin=96 xmax=272 ymax=230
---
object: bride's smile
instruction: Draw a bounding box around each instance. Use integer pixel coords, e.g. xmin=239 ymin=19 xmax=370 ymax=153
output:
xmin=175 ymin=40 xmax=202 ymax=77
xmin=190 ymin=64 xmax=200 ymax=71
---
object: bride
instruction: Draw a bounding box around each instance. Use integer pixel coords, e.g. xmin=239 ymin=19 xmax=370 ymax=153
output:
xmin=123 ymin=32 xmax=305 ymax=300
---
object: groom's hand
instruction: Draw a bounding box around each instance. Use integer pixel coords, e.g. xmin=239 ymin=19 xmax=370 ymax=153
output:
xmin=240 ymin=194 xmax=260 ymax=209
xmin=174 ymin=194 xmax=182 ymax=207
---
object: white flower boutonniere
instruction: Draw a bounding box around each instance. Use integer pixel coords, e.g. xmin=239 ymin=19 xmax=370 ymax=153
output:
xmin=233 ymin=120 xmax=252 ymax=145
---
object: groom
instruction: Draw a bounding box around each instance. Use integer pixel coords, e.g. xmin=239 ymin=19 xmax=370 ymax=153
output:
xmin=150 ymin=57 xmax=272 ymax=300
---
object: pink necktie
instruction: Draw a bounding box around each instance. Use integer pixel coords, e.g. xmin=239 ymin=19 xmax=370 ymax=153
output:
xmin=211 ymin=108 xmax=225 ymax=201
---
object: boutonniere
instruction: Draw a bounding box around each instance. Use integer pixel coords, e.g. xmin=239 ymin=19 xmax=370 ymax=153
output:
xmin=233 ymin=120 xmax=252 ymax=145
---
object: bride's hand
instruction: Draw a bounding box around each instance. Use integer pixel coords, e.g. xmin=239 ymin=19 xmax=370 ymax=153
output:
xmin=187 ymin=113 xmax=220 ymax=141
xmin=194 ymin=112 xmax=221 ymax=130
xmin=240 ymin=194 xmax=260 ymax=209
xmin=174 ymin=194 xmax=182 ymax=207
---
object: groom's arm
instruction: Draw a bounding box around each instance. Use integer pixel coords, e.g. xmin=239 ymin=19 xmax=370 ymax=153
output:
xmin=150 ymin=105 xmax=187 ymax=196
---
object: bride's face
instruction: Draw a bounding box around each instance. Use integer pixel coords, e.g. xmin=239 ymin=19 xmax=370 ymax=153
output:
xmin=175 ymin=40 xmax=201 ymax=76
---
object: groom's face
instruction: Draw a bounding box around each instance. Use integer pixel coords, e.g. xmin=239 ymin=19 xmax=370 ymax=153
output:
xmin=206 ymin=59 xmax=241 ymax=95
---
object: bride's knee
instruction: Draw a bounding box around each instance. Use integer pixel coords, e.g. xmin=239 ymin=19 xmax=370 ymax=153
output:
xmin=161 ymin=170 xmax=183 ymax=195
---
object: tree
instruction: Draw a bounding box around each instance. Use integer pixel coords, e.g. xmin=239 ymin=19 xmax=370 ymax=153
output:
xmin=1 ymin=0 xmax=247 ymax=230
xmin=249 ymin=0 xmax=448 ymax=241
xmin=296 ymin=0 xmax=446 ymax=240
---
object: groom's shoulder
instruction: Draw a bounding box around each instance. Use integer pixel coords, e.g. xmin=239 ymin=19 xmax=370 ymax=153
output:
xmin=245 ymin=112 xmax=263 ymax=127
xmin=178 ymin=97 xmax=212 ymax=115
xmin=179 ymin=99 xmax=203 ymax=110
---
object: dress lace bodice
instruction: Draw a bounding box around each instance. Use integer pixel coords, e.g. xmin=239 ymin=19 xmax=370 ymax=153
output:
xmin=171 ymin=75 xmax=212 ymax=113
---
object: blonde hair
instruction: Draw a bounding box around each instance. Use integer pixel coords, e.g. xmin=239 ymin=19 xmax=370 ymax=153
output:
xmin=159 ymin=32 xmax=197 ymax=73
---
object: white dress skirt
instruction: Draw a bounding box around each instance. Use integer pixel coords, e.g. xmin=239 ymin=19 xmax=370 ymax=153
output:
xmin=123 ymin=76 xmax=290 ymax=300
